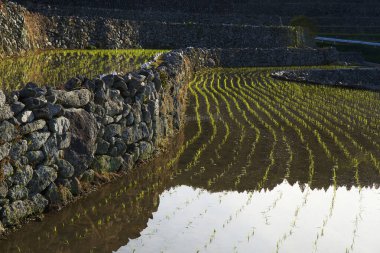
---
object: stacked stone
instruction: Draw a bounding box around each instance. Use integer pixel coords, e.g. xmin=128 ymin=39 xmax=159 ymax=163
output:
xmin=0 ymin=47 xmax=219 ymax=233
xmin=0 ymin=67 xmax=167 ymax=231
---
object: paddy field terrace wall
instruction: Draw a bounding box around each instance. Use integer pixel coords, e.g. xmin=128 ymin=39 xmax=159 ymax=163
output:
xmin=0 ymin=1 xmax=308 ymax=58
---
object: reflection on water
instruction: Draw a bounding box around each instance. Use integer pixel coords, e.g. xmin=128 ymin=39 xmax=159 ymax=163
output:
xmin=1 ymin=68 xmax=379 ymax=252
xmin=0 ymin=49 xmax=166 ymax=90
xmin=118 ymin=183 xmax=380 ymax=253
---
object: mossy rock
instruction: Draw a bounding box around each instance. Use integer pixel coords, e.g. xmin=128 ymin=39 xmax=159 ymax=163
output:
xmin=92 ymin=155 xmax=124 ymax=173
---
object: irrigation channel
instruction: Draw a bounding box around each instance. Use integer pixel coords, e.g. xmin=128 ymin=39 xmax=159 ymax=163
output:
xmin=1 ymin=67 xmax=380 ymax=252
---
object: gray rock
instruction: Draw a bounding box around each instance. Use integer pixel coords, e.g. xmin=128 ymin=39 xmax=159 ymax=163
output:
xmin=25 ymin=151 xmax=45 ymax=165
xmin=0 ymin=143 xmax=11 ymax=161
xmin=131 ymin=144 xmax=140 ymax=162
xmin=113 ymin=80 xmax=129 ymax=97
xmin=31 ymin=193 xmax=48 ymax=213
xmin=17 ymin=110 xmax=34 ymax=123
xmin=7 ymin=185 xmax=28 ymax=201
xmin=10 ymin=101 xmax=25 ymax=114
xmin=0 ymin=121 xmax=15 ymax=143
xmin=0 ymin=199 xmax=9 ymax=207
xmin=64 ymin=77 xmax=82 ymax=91
xmin=57 ymin=133 xmax=71 ymax=149
xmin=103 ymin=124 xmax=122 ymax=142
xmin=140 ymin=122 xmax=150 ymax=140
xmin=70 ymin=177 xmax=82 ymax=196
xmin=153 ymin=76 xmax=162 ymax=92
xmin=56 ymin=159 xmax=74 ymax=178
xmin=95 ymin=138 xmax=110 ymax=155
xmin=42 ymin=134 xmax=59 ymax=164
xmin=26 ymin=132 xmax=50 ymax=151
xmin=1 ymin=200 xmax=32 ymax=226
xmin=121 ymin=126 xmax=135 ymax=144
xmin=122 ymin=153 xmax=134 ymax=171
xmin=45 ymin=183 xmax=73 ymax=208
xmin=0 ymin=105 xmax=14 ymax=121
xmin=48 ymin=116 xmax=70 ymax=135
xmin=0 ymin=182 xmax=8 ymax=198
xmin=55 ymin=89 xmax=91 ymax=108
xmin=12 ymin=165 xmax=33 ymax=186
xmin=109 ymin=138 xmax=127 ymax=157
xmin=7 ymin=92 xmax=19 ymax=104
xmin=63 ymin=109 xmax=98 ymax=176
xmin=20 ymin=119 xmax=46 ymax=135
xmin=19 ymin=84 xmax=46 ymax=98
xmin=92 ymin=155 xmax=123 ymax=173
xmin=22 ymin=97 xmax=47 ymax=110
xmin=9 ymin=140 xmax=28 ymax=160
xmin=0 ymin=90 xmax=5 ymax=107
xmin=139 ymin=141 xmax=153 ymax=160
xmin=94 ymin=89 xmax=107 ymax=105
xmin=142 ymin=105 xmax=152 ymax=124
xmin=148 ymin=99 xmax=159 ymax=117
xmin=126 ymin=112 xmax=134 ymax=126
xmin=81 ymin=169 xmax=95 ymax=182
xmin=3 ymin=162 xmax=14 ymax=179
xmin=0 ymin=221 xmax=4 ymax=235
xmin=105 ymin=90 xmax=124 ymax=116
xmin=28 ymin=165 xmax=58 ymax=195
xmin=33 ymin=103 xmax=63 ymax=120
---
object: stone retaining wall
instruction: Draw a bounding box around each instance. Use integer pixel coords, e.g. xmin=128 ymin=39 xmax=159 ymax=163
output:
xmin=0 ymin=48 xmax=217 ymax=233
xmin=271 ymin=68 xmax=380 ymax=91
xmin=0 ymin=1 xmax=307 ymax=58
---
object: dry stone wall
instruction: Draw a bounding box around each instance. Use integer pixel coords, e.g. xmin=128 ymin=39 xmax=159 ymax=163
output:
xmin=0 ymin=1 xmax=307 ymax=58
xmin=0 ymin=48 xmax=217 ymax=233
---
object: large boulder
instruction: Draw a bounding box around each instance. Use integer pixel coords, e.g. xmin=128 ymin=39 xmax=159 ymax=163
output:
xmin=63 ymin=109 xmax=98 ymax=176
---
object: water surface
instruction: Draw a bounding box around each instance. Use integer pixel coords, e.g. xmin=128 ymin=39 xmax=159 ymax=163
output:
xmin=1 ymin=67 xmax=379 ymax=253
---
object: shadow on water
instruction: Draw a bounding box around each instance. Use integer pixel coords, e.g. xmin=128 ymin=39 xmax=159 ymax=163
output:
xmin=1 ymin=67 xmax=380 ymax=252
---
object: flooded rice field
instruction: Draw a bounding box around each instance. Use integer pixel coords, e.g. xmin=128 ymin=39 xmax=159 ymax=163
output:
xmin=0 ymin=49 xmax=166 ymax=91
xmin=1 ymin=67 xmax=380 ymax=252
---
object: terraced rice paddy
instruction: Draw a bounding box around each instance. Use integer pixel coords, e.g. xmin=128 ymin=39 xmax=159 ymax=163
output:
xmin=1 ymin=67 xmax=380 ymax=253
xmin=0 ymin=49 xmax=167 ymax=91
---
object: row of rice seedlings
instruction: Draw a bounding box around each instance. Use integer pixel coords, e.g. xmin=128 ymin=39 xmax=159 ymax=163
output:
xmin=205 ymin=71 xmax=248 ymax=188
xmin=240 ymin=71 xmax=313 ymax=184
xmin=345 ymin=158 xmax=364 ymax=253
xmin=250 ymin=74 xmax=333 ymax=169
xmin=212 ymin=72 xmax=259 ymax=187
xmin=272 ymin=78 xmax=364 ymax=154
xmin=231 ymin=73 xmax=271 ymax=188
xmin=261 ymin=190 xmax=284 ymax=225
xmin=183 ymin=72 xmax=217 ymax=173
xmin=221 ymin=71 xmax=275 ymax=189
xmin=240 ymin=71 xmax=309 ymax=182
xmin=282 ymin=80 xmax=380 ymax=170
xmin=312 ymin=163 xmax=339 ymax=252
xmin=275 ymin=186 xmax=312 ymax=253
xmin=268 ymin=77 xmax=380 ymax=173
xmin=192 ymin=71 xmax=230 ymax=178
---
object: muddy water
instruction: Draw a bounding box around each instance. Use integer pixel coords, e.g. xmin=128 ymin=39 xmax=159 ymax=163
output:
xmin=1 ymin=67 xmax=380 ymax=253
